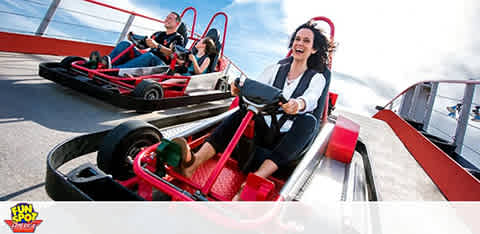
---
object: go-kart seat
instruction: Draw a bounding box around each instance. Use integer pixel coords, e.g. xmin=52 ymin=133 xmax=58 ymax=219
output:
xmin=205 ymin=28 xmax=222 ymax=73
xmin=176 ymin=22 xmax=188 ymax=47
xmin=191 ymin=28 xmax=222 ymax=73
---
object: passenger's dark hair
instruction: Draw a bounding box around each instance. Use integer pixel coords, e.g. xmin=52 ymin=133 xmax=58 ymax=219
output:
xmin=288 ymin=22 xmax=336 ymax=72
xmin=170 ymin=12 xmax=181 ymax=23
xmin=203 ymin=37 xmax=218 ymax=58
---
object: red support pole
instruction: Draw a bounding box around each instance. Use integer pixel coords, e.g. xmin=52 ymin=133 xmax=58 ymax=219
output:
xmin=201 ymin=111 xmax=254 ymax=195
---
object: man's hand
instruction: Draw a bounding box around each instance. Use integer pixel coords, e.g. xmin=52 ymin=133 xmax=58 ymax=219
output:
xmin=230 ymin=81 xmax=240 ymax=96
xmin=280 ymin=99 xmax=302 ymax=115
xmin=146 ymin=38 xmax=159 ymax=49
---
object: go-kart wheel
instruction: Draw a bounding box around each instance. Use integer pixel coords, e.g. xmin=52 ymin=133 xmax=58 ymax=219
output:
xmin=215 ymin=78 xmax=230 ymax=92
xmin=97 ymin=120 xmax=162 ymax=180
xmin=60 ymin=56 xmax=86 ymax=69
xmin=133 ymin=79 xmax=164 ymax=100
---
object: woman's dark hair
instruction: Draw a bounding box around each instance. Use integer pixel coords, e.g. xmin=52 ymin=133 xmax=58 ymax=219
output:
xmin=288 ymin=22 xmax=336 ymax=72
xmin=203 ymin=37 xmax=218 ymax=58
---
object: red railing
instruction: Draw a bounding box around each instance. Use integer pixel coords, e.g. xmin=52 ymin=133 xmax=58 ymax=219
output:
xmin=84 ymin=0 xmax=165 ymax=23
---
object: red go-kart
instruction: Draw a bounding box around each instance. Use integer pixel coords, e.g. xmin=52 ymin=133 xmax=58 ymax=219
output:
xmin=38 ymin=8 xmax=232 ymax=112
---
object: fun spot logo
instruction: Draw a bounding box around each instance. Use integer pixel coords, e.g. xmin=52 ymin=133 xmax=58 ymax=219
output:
xmin=4 ymin=203 xmax=43 ymax=233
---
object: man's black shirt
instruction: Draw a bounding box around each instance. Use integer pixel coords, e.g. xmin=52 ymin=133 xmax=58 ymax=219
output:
xmin=151 ymin=31 xmax=184 ymax=63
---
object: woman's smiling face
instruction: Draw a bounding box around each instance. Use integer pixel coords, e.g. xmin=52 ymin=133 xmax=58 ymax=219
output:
xmin=292 ymin=28 xmax=317 ymax=61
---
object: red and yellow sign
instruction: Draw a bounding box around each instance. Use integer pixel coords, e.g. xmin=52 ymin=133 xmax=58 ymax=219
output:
xmin=4 ymin=203 xmax=42 ymax=233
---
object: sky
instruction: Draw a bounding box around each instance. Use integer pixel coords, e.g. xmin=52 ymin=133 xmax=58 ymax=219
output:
xmin=1 ymin=0 xmax=479 ymax=164
xmin=3 ymin=0 xmax=479 ymax=115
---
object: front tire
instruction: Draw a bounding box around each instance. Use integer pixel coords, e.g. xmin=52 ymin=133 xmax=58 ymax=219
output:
xmin=133 ymin=79 xmax=164 ymax=100
xmin=215 ymin=77 xmax=230 ymax=92
xmin=97 ymin=120 xmax=162 ymax=180
xmin=60 ymin=56 xmax=86 ymax=69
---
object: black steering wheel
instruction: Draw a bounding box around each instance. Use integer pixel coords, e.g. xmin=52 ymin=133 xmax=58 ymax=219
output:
xmin=128 ymin=32 xmax=149 ymax=50
xmin=171 ymin=44 xmax=191 ymax=62
xmin=237 ymin=78 xmax=288 ymax=115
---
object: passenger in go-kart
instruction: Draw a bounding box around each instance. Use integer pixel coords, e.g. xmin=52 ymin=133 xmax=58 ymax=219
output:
xmin=173 ymin=21 xmax=335 ymax=200
xmin=178 ymin=37 xmax=218 ymax=75
xmin=88 ymin=12 xmax=184 ymax=69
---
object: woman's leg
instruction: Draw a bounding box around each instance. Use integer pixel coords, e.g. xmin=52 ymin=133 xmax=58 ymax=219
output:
xmin=248 ymin=113 xmax=317 ymax=174
xmin=233 ymin=114 xmax=317 ymax=201
xmin=268 ymin=113 xmax=318 ymax=167
xmin=182 ymin=109 xmax=248 ymax=178
xmin=109 ymin=41 xmax=142 ymax=66
xmin=114 ymin=52 xmax=165 ymax=68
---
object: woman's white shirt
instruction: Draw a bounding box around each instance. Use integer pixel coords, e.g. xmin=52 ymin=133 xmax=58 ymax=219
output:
xmin=252 ymin=63 xmax=326 ymax=132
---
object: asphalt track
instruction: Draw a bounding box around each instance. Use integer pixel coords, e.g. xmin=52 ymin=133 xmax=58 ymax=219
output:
xmin=0 ymin=52 xmax=229 ymax=201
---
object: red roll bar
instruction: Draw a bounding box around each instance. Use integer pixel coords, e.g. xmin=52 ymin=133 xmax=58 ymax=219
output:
xmin=180 ymin=7 xmax=197 ymax=39
xmin=196 ymin=12 xmax=228 ymax=59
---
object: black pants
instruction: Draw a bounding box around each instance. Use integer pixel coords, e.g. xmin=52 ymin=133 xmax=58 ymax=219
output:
xmin=207 ymin=109 xmax=318 ymax=169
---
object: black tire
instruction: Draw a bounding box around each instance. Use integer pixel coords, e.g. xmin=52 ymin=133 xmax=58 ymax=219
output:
xmin=60 ymin=56 xmax=86 ymax=69
xmin=97 ymin=120 xmax=162 ymax=180
xmin=215 ymin=77 xmax=229 ymax=92
xmin=132 ymin=79 xmax=164 ymax=100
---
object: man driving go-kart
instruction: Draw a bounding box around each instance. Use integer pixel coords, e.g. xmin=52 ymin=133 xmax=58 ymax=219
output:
xmin=86 ymin=11 xmax=184 ymax=69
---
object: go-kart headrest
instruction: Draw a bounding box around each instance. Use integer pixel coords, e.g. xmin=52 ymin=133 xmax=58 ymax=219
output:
xmin=177 ymin=22 xmax=188 ymax=47
xmin=206 ymin=28 xmax=222 ymax=72
xmin=206 ymin=28 xmax=220 ymax=45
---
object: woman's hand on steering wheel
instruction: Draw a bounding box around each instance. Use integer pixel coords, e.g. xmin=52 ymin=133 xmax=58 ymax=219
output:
xmin=280 ymin=99 xmax=300 ymax=115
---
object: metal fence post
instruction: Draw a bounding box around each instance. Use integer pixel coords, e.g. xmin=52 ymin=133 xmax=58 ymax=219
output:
xmin=117 ymin=14 xmax=135 ymax=44
xmin=399 ymin=87 xmax=414 ymax=119
xmin=423 ymin=82 xmax=438 ymax=130
xmin=35 ymin=0 xmax=61 ymax=36
xmin=454 ymin=83 xmax=475 ymax=155
xmin=408 ymin=84 xmax=422 ymax=120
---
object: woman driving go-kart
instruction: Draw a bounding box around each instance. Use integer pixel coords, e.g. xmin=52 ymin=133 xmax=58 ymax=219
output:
xmin=45 ymin=17 xmax=353 ymax=203
xmin=171 ymin=20 xmax=336 ymax=200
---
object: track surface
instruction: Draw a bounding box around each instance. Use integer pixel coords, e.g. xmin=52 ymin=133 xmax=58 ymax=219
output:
xmin=0 ymin=52 xmax=229 ymax=200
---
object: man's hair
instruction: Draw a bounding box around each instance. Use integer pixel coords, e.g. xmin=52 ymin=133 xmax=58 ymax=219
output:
xmin=170 ymin=12 xmax=181 ymax=23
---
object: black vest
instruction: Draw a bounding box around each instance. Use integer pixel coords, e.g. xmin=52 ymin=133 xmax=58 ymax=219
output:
xmin=272 ymin=62 xmax=323 ymax=119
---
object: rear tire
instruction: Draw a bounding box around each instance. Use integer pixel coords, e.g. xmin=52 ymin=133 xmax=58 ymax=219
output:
xmin=60 ymin=56 xmax=86 ymax=69
xmin=133 ymin=79 xmax=164 ymax=100
xmin=97 ymin=120 xmax=162 ymax=180
xmin=215 ymin=77 xmax=229 ymax=92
